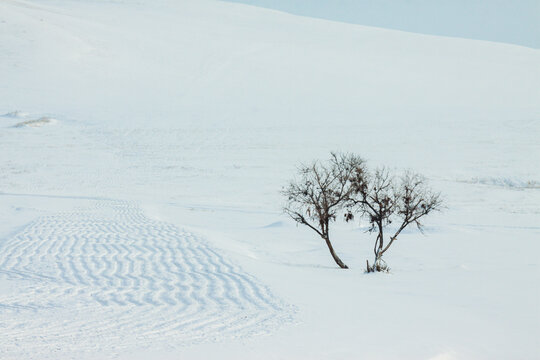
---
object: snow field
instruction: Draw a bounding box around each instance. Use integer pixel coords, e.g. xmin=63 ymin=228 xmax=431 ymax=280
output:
xmin=0 ymin=0 xmax=539 ymax=358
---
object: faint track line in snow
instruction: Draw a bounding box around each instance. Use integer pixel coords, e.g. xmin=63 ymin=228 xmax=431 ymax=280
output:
xmin=0 ymin=199 xmax=293 ymax=359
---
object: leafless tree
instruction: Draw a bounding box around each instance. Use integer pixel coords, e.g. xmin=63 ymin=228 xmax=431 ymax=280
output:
xmin=347 ymin=169 xmax=442 ymax=272
xmin=282 ymin=153 xmax=366 ymax=269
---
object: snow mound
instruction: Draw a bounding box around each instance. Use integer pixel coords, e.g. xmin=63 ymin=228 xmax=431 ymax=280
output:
xmin=13 ymin=117 xmax=57 ymax=128
xmin=262 ymin=221 xmax=287 ymax=228
xmin=1 ymin=111 xmax=28 ymax=118
xmin=465 ymin=177 xmax=540 ymax=189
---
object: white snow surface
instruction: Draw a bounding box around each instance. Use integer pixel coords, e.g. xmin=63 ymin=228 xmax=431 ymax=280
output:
xmin=0 ymin=0 xmax=539 ymax=359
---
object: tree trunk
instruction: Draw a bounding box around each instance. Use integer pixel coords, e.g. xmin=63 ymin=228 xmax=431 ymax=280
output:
xmin=372 ymin=223 xmax=384 ymax=271
xmin=322 ymin=235 xmax=348 ymax=269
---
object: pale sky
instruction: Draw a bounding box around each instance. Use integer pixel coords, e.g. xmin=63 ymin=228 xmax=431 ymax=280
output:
xmin=224 ymin=0 xmax=540 ymax=48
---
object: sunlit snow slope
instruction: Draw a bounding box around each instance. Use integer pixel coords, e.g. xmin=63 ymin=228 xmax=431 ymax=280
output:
xmin=0 ymin=0 xmax=539 ymax=359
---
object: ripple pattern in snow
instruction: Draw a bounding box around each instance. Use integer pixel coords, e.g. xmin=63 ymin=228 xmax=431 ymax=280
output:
xmin=0 ymin=199 xmax=291 ymax=359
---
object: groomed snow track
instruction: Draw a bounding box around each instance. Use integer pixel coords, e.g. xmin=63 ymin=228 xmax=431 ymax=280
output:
xmin=0 ymin=199 xmax=291 ymax=359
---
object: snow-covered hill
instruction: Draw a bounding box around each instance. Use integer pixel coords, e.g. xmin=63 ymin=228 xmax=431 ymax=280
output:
xmin=0 ymin=0 xmax=539 ymax=359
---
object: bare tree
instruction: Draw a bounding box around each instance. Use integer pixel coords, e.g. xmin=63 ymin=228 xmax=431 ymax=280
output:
xmin=348 ymin=169 xmax=442 ymax=272
xmin=282 ymin=153 xmax=366 ymax=269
